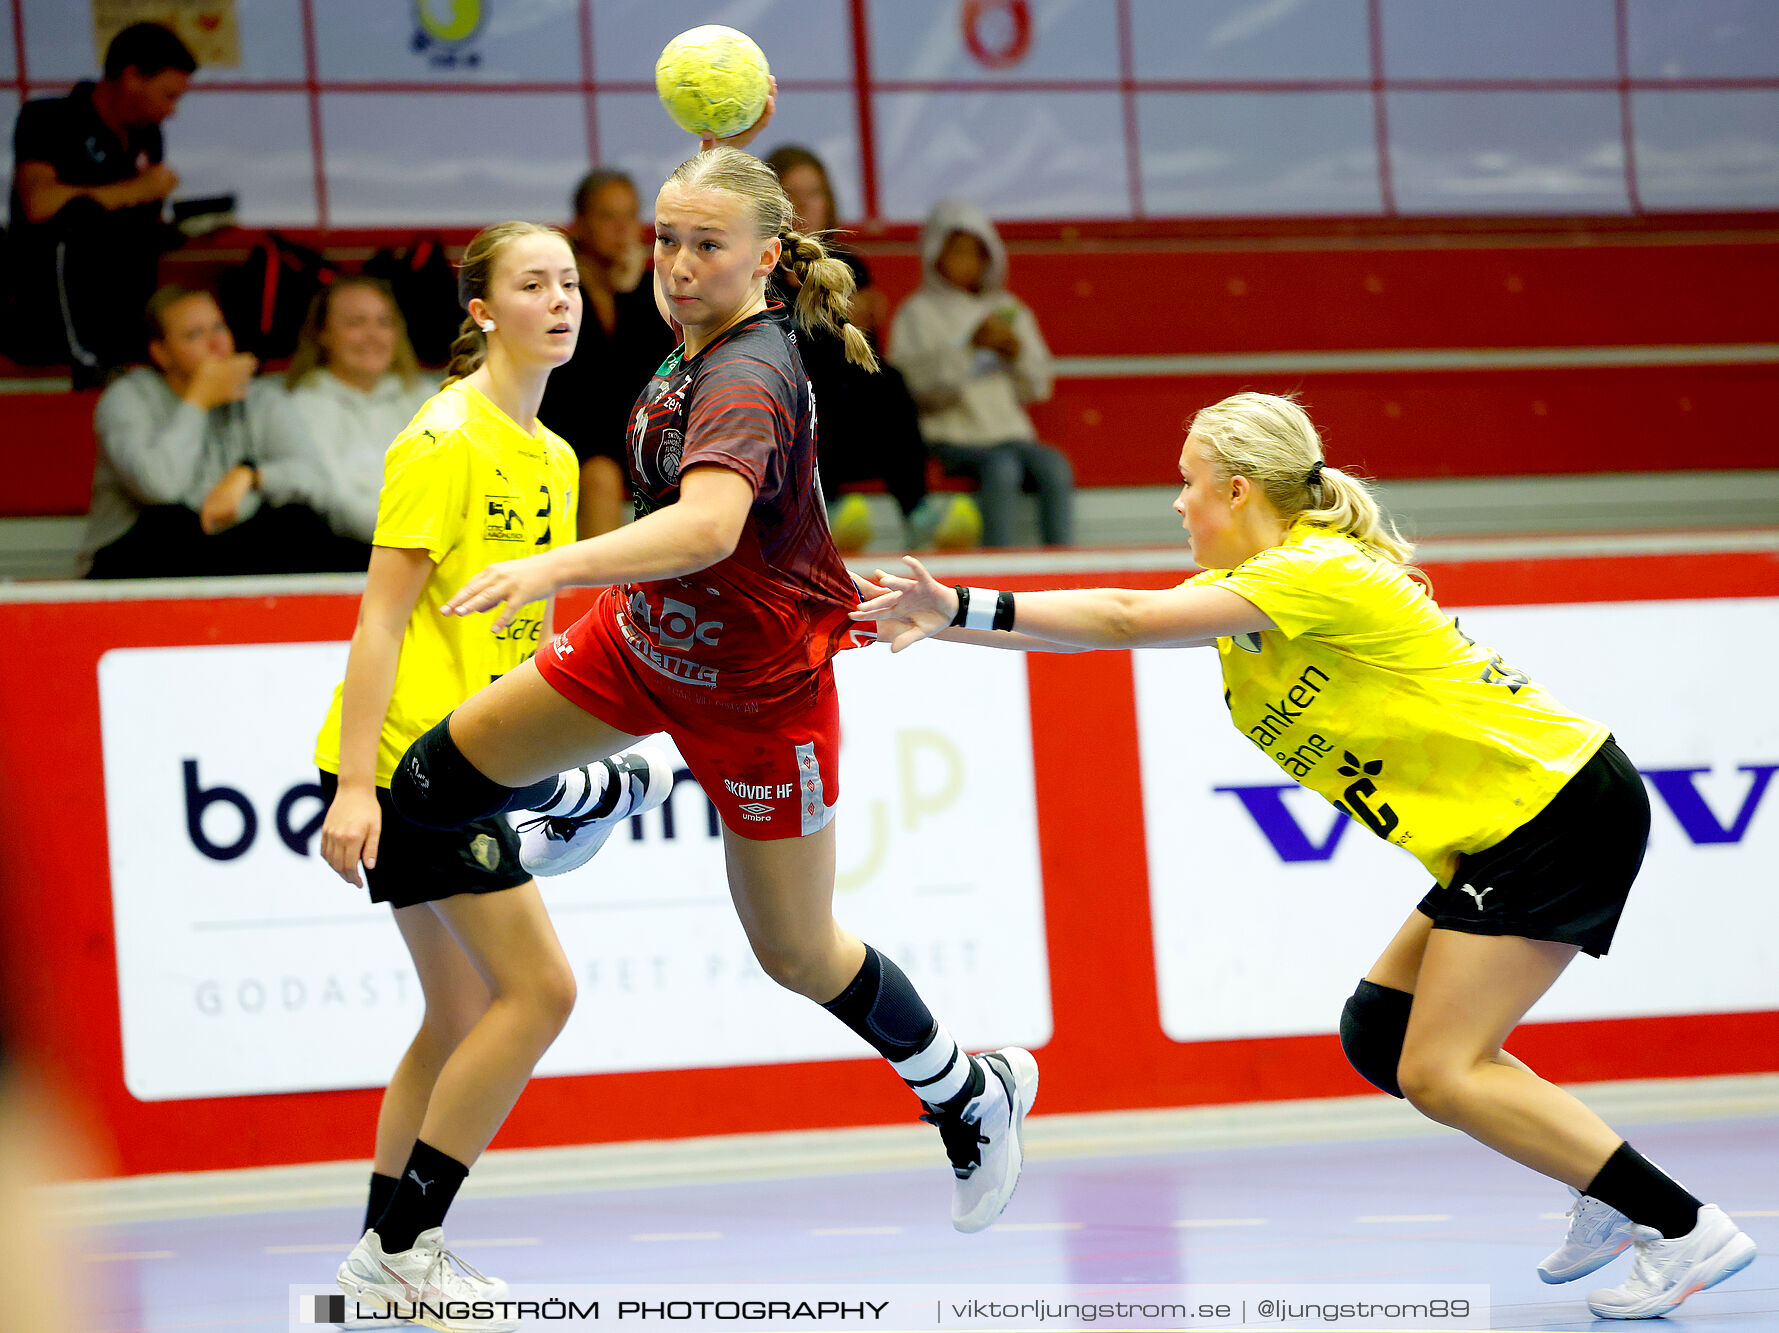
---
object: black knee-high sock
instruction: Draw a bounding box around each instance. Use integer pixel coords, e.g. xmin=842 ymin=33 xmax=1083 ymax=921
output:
xmin=375 ymin=1140 xmax=471 ymax=1253
xmin=363 ymin=1171 xmax=399 ymax=1238
xmin=821 ymin=945 xmax=984 ymax=1111
xmin=1585 ymin=1142 xmax=1702 ymax=1239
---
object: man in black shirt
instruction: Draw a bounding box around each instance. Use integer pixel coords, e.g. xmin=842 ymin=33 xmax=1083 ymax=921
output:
xmin=8 ymin=22 xmax=196 ymax=382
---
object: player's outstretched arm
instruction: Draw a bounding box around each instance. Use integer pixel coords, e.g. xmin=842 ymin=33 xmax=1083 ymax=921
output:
xmin=442 ymin=465 xmax=754 ymax=632
xmin=854 ymin=555 xmax=1274 ymax=653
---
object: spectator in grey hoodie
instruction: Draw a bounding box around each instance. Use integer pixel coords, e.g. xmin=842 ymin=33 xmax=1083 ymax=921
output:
xmin=267 ymin=276 xmax=436 ymax=544
xmin=888 ymin=200 xmax=1073 ymax=547
xmin=82 ymin=285 xmax=351 ymax=578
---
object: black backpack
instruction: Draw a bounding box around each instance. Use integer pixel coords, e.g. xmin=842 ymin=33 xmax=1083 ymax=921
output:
xmin=364 ymin=235 xmax=462 ymax=367
xmin=218 ymin=232 xmax=336 ymax=361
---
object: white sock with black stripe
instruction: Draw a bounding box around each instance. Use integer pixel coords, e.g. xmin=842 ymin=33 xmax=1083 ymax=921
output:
xmin=892 ymin=1022 xmax=980 ymax=1108
xmin=522 ymin=764 xmax=612 ymax=818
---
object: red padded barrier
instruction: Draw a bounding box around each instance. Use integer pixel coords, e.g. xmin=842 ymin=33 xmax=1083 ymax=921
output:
xmin=0 ymin=550 xmax=1774 ymax=1177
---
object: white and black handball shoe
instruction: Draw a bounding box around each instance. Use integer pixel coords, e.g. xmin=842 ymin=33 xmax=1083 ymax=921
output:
xmin=513 ymin=747 xmax=674 ymax=877
xmin=1538 ymin=1186 xmax=1634 ymax=1283
xmin=336 ymin=1228 xmax=514 ymax=1332
xmin=922 ymin=1047 xmax=1040 ymax=1233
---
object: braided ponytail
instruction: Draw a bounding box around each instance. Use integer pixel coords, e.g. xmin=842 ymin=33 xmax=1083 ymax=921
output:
xmin=782 ymin=227 xmax=877 ymax=371
xmin=665 ymin=146 xmax=880 ymax=372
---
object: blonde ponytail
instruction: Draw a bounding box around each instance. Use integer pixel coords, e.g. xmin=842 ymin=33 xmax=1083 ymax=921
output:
xmin=665 ymin=146 xmax=879 ymax=371
xmin=1189 ymin=392 xmax=1421 ymax=573
xmin=782 ymin=227 xmax=877 ymax=370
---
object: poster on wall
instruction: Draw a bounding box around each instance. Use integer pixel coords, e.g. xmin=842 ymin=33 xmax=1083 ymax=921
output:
xmin=93 ymin=0 xmax=240 ymax=68
xmin=1136 ymin=597 xmax=1779 ymax=1044
xmin=98 ymin=639 xmax=1052 ymax=1101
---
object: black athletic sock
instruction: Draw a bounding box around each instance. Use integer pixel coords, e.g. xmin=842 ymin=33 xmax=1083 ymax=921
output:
xmin=1585 ymin=1141 xmax=1702 ymax=1239
xmin=363 ymin=1171 xmax=399 ymax=1238
xmin=375 ymin=1140 xmax=471 ymax=1254
xmin=821 ymin=945 xmax=980 ymax=1107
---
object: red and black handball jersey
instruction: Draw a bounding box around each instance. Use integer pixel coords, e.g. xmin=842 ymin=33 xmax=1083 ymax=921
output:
xmin=614 ymin=305 xmax=866 ymax=697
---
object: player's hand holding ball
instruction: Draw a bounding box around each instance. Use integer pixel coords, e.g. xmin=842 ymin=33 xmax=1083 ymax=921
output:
xmin=852 ymin=556 xmax=958 ymax=653
xmin=442 ymin=551 xmax=564 ymax=632
xmin=656 ymin=25 xmax=778 ymax=150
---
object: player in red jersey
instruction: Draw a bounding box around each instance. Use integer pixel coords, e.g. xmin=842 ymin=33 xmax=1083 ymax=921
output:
xmin=384 ymin=146 xmax=1038 ymax=1234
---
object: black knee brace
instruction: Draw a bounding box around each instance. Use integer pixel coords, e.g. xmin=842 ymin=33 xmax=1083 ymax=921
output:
xmin=1339 ymin=979 xmax=1413 ymax=1098
xmin=390 ymin=714 xmax=519 ymax=830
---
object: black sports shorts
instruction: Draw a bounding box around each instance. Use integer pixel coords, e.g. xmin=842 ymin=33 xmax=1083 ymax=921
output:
xmin=317 ymin=769 xmax=530 ymax=909
xmin=1416 ymin=737 xmax=1648 ymax=958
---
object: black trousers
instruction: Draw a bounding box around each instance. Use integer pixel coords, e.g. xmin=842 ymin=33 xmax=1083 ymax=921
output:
xmin=6 ymin=199 xmax=176 ymax=379
xmin=86 ymin=504 xmax=371 ymax=580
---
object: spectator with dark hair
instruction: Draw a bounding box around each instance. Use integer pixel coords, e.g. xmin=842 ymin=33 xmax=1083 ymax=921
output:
xmin=82 ymin=286 xmax=350 ymax=579
xmin=538 ymin=167 xmax=674 ymax=538
xmin=266 ymin=276 xmax=437 ymax=546
xmin=7 ymin=22 xmax=196 ymax=384
xmin=765 ymin=145 xmax=978 ymax=553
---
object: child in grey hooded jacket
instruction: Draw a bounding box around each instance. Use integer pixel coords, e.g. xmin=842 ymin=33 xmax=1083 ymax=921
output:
xmin=888 ymin=200 xmax=1073 ymax=547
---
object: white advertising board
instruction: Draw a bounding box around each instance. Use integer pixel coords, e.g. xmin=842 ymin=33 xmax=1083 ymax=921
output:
xmin=99 ymin=641 xmax=1050 ymax=1101
xmin=1136 ymin=598 xmax=1779 ymax=1042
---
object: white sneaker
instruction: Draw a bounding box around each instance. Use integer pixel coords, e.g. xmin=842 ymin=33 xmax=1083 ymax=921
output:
xmin=1538 ymin=1186 xmax=1634 ymax=1282
xmin=922 ymin=1047 xmax=1039 ymax=1234
xmin=336 ymin=1228 xmax=515 ymax=1332
xmin=1586 ymin=1203 xmax=1756 ymax=1318
xmin=513 ymin=747 xmax=673 ymax=876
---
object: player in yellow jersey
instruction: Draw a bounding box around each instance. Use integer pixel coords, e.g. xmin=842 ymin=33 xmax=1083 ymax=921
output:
xmin=856 ymin=392 xmax=1756 ymax=1321
xmin=315 ymin=221 xmax=668 ymax=1333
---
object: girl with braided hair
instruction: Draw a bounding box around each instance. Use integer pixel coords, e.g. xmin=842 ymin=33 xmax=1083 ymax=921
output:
xmin=383 ymin=146 xmax=1039 ymax=1236
xmin=855 ymin=390 xmax=1755 ymax=1322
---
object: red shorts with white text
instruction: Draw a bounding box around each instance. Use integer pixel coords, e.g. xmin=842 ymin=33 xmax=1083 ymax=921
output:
xmin=534 ymin=588 xmax=840 ymax=840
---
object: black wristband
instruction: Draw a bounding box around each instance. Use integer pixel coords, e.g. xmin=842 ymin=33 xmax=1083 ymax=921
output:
xmin=949 ymin=585 xmax=970 ymax=627
xmin=993 ymin=590 xmax=1016 ymax=632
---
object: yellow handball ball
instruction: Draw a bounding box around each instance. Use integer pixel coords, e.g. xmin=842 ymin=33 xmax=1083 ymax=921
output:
xmin=655 ymin=25 xmax=771 ymax=139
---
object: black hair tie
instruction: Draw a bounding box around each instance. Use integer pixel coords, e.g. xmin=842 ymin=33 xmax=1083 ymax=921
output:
xmin=1306 ymin=460 xmax=1326 ymax=486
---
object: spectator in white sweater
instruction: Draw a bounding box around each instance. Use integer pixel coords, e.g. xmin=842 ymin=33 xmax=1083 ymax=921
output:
xmin=888 ymin=200 xmax=1073 ymax=547
xmin=83 ymin=285 xmax=345 ymax=578
xmin=269 ymin=276 xmax=437 ymax=544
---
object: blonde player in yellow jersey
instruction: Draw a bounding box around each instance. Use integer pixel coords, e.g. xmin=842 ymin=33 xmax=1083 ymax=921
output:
xmin=314 ymin=221 xmax=668 ymax=1333
xmin=855 ymin=392 xmax=1756 ymax=1321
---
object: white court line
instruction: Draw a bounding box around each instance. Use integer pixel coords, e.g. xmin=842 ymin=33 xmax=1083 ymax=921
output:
xmin=452 ymin=1237 xmax=541 ymax=1248
xmin=810 ymin=1226 xmax=904 ymax=1236
xmin=1171 ymin=1218 xmax=1268 ymax=1228
xmin=631 ymin=1231 xmax=723 ymax=1242
xmin=996 ymin=1221 xmax=1086 ymax=1232
xmin=83 ymin=1250 xmax=175 ymax=1261
xmin=1357 ymin=1214 xmax=1454 ymax=1223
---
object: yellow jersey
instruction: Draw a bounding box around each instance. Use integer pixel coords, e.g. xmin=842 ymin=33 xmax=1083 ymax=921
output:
xmin=1188 ymin=521 xmax=1608 ymax=884
xmin=315 ymin=381 xmax=579 ymax=785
